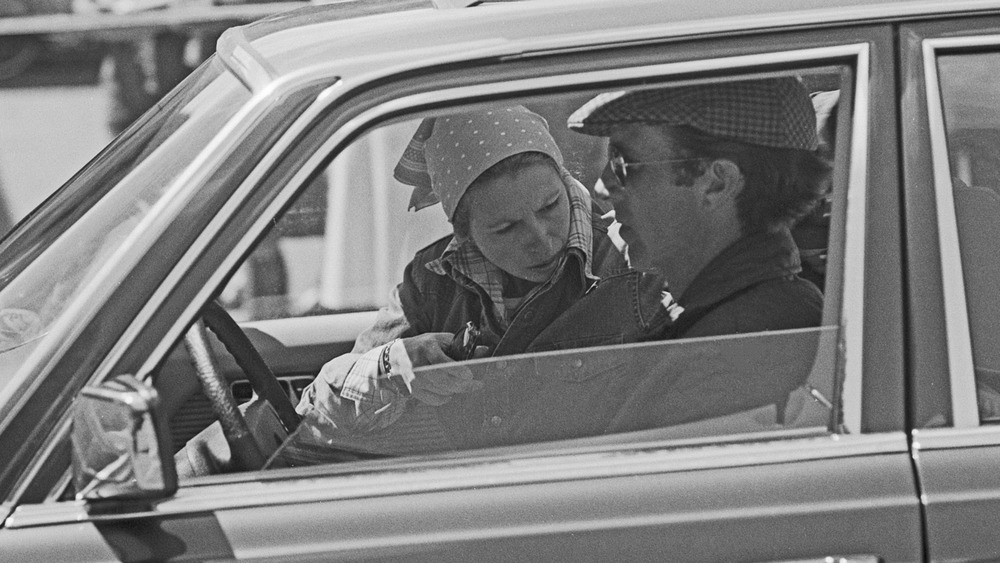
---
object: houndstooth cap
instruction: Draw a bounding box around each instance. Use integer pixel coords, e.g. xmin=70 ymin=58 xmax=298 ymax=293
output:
xmin=568 ymin=77 xmax=818 ymax=151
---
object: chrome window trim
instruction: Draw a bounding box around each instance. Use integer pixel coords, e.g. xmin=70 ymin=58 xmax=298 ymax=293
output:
xmin=921 ymin=36 xmax=998 ymax=428
xmin=912 ymin=425 xmax=1000 ymax=451
xmin=5 ymin=430 xmax=908 ymax=529
xmin=840 ymin=44 xmax=870 ymax=435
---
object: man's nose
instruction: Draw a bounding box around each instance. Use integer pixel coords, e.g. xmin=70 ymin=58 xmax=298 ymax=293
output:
xmin=598 ymin=163 xmax=624 ymax=201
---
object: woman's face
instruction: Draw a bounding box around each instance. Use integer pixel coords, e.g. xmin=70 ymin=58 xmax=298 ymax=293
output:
xmin=462 ymin=162 xmax=571 ymax=283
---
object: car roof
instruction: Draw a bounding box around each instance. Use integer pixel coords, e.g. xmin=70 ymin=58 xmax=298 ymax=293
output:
xmin=219 ymin=0 xmax=1000 ymax=90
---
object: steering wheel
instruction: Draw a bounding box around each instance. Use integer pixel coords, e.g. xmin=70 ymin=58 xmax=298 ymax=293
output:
xmin=183 ymin=301 xmax=300 ymax=471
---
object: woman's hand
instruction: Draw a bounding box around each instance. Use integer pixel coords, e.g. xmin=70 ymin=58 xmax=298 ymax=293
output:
xmin=399 ymin=333 xmax=483 ymax=406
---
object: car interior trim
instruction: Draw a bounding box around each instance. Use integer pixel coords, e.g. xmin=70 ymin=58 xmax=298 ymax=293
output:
xmin=922 ymin=36 xmax=985 ymax=428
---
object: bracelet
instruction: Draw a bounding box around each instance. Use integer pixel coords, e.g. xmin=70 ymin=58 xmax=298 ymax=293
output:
xmin=380 ymin=339 xmax=395 ymax=377
xmin=381 ymin=339 xmax=411 ymax=397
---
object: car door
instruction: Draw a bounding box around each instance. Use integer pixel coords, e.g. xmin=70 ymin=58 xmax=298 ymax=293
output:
xmin=1 ymin=13 xmax=925 ymax=563
xmin=902 ymin=15 xmax=1000 ymax=562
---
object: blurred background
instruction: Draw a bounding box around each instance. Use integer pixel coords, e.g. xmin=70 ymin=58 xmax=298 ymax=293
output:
xmin=0 ymin=0 xmax=305 ymax=234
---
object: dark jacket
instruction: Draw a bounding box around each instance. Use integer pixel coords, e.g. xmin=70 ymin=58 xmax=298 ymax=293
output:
xmin=397 ymin=205 xmax=628 ymax=354
xmin=439 ymin=228 xmax=824 ymax=448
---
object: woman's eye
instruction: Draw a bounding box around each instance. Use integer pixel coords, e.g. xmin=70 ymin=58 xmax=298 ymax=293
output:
xmin=494 ymin=223 xmax=513 ymax=234
xmin=542 ymin=199 xmax=559 ymax=212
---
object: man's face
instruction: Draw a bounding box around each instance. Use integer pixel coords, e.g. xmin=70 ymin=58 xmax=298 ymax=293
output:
xmin=605 ymin=125 xmax=707 ymax=276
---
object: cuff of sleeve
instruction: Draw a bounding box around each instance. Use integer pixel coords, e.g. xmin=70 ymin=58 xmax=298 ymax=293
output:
xmin=387 ymin=339 xmax=415 ymax=392
xmin=341 ymin=345 xmax=398 ymax=419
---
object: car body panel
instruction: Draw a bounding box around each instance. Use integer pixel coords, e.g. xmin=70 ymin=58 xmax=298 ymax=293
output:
xmin=913 ymin=428 xmax=1000 ymax=562
xmin=2 ymin=434 xmax=922 ymax=561
xmin=215 ymin=449 xmax=919 ymax=562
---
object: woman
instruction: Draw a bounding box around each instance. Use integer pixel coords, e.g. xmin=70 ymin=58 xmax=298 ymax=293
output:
xmin=295 ymin=105 xmax=625 ymax=443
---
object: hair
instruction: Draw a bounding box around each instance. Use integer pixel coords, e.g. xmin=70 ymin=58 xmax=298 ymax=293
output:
xmin=451 ymin=151 xmax=560 ymax=239
xmin=666 ymin=125 xmax=831 ymax=235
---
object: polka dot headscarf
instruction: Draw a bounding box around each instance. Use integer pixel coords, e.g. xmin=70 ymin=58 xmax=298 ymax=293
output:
xmin=393 ymin=105 xmax=564 ymax=221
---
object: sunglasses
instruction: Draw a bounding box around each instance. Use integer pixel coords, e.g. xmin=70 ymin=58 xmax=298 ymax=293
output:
xmin=608 ymin=154 xmax=706 ymax=185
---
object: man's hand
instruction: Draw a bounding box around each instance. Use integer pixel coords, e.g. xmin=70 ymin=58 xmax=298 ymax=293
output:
xmin=402 ymin=332 xmax=455 ymax=366
xmin=398 ymin=333 xmax=483 ymax=406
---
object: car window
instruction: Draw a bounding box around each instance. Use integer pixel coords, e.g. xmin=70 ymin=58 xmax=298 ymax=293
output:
xmin=937 ymin=51 xmax=1000 ymax=423
xmin=170 ymin=63 xmax=857 ymax=478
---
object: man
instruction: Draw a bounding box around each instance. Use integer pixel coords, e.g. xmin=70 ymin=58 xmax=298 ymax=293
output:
xmin=504 ymin=76 xmax=831 ymax=441
xmin=569 ymin=77 xmax=828 ymax=337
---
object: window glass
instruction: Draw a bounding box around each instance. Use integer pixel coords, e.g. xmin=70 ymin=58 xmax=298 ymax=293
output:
xmin=938 ymin=53 xmax=1000 ymax=423
xmin=172 ymin=67 xmax=849 ymax=476
xmin=271 ymin=326 xmax=839 ymax=465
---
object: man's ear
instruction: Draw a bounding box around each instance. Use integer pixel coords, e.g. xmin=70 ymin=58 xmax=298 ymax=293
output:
xmin=701 ymin=159 xmax=743 ymax=207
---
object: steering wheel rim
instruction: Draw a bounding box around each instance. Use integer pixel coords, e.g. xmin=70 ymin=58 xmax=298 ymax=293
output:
xmin=183 ymin=319 xmax=266 ymax=472
xmin=182 ymin=301 xmax=301 ymax=472
xmin=199 ymin=300 xmax=301 ymax=433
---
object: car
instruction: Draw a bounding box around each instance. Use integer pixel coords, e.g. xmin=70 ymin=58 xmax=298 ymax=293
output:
xmin=1 ymin=0 xmax=1000 ymax=560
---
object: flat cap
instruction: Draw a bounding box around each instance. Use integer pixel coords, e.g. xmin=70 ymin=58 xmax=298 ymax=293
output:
xmin=568 ymin=77 xmax=818 ymax=151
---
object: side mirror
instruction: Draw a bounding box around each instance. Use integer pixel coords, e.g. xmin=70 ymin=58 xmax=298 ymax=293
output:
xmin=71 ymin=374 xmax=177 ymax=501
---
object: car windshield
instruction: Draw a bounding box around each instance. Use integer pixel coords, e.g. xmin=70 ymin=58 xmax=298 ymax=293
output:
xmin=0 ymin=58 xmax=252 ymax=406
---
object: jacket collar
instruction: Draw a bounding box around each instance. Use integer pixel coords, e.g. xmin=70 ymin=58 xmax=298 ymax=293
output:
xmin=678 ymin=228 xmax=803 ymax=313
